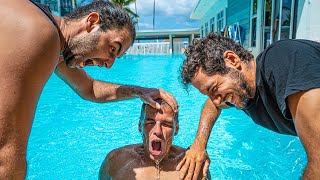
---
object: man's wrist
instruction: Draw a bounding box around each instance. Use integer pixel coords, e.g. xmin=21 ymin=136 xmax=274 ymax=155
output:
xmin=191 ymin=139 xmax=207 ymax=150
xmin=130 ymin=86 xmax=144 ymax=97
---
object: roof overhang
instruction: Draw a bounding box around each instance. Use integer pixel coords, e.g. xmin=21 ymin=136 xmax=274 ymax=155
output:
xmin=137 ymin=28 xmax=200 ymax=37
xmin=190 ymin=0 xmax=226 ymax=19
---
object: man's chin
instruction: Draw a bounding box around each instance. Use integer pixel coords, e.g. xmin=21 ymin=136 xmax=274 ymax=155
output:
xmin=150 ymin=156 xmax=164 ymax=162
xmin=149 ymin=152 xmax=164 ymax=162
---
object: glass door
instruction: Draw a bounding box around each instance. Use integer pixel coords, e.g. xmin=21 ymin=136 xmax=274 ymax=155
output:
xmin=262 ymin=0 xmax=273 ymax=48
xmin=277 ymin=0 xmax=295 ymax=40
xmin=263 ymin=0 xmax=295 ymax=48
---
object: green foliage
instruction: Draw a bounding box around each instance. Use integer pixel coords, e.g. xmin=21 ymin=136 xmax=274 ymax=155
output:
xmin=111 ymin=0 xmax=139 ymax=24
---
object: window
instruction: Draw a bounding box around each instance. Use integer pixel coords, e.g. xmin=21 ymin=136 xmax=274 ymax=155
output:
xmin=44 ymin=0 xmax=58 ymax=11
xmin=250 ymin=0 xmax=257 ymax=47
xmin=201 ymin=26 xmax=204 ymax=37
xmin=205 ymin=22 xmax=208 ymax=36
xmin=210 ymin=17 xmax=215 ymax=32
xmin=251 ymin=17 xmax=257 ymax=47
xmin=60 ymin=0 xmax=74 ymax=16
xmin=217 ymin=10 xmax=224 ymax=33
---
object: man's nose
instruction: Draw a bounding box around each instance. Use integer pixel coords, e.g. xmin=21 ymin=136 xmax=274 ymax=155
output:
xmin=153 ymin=122 xmax=162 ymax=136
xmin=210 ymin=95 xmax=222 ymax=106
xmin=106 ymin=58 xmax=115 ymax=68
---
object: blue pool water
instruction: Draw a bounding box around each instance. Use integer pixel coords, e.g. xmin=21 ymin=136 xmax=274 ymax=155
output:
xmin=27 ymin=54 xmax=307 ymax=179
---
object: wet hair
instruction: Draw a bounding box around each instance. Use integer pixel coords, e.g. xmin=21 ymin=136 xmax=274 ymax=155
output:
xmin=64 ymin=0 xmax=136 ymax=42
xmin=180 ymin=32 xmax=254 ymax=90
xmin=140 ymin=98 xmax=179 ymax=128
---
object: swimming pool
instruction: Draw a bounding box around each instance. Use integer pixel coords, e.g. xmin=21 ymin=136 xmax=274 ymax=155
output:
xmin=27 ymin=54 xmax=307 ymax=179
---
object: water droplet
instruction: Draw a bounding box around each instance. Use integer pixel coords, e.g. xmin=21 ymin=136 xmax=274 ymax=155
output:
xmin=155 ymin=160 xmax=160 ymax=180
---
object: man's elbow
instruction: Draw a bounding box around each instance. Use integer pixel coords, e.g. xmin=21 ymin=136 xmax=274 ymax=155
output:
xmin=76 ymin=88 xmax=101 ymax=103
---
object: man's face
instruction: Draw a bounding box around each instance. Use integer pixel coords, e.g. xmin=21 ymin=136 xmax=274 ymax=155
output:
xmin=191 ymin=67 xmax=252 ymax=109
xmin=142 ymin=104 xmax=176 ymax=161
xmin=64 ymin=27 xmax=133 ymax=69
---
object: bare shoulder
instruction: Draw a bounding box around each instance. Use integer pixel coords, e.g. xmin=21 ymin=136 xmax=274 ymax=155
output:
xmin=171 ymin=145 xmax=186 ymax=155
xmin=166 ymin=145 xmax=186 ymax=163
xmin=0 ymin=1 xmax=61 ymax=76
xmin=0 ymin=1 xmax=61 ymax=52
xmin=170 ymin=146 xmax=211 ymax=180
xmin=107 ymin=144 xmax=142 ymax=161
xmin=100 ymin=144 xmax=143 ymax=175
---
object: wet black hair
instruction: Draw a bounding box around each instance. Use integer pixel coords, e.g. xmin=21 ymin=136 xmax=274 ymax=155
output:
xmin=139 ymin=99 xmax=179 ymax=124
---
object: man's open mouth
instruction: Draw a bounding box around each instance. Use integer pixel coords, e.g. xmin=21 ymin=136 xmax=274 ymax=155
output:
xmin=150 ymin=140 xmax=162 ymax=155
xmin=79 ymin=59 xmax=100 ymax=68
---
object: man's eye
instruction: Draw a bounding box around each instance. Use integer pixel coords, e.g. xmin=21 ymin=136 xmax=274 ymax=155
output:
xmin=211 ymin=86 xmax=217 ymax=93
xmin=163 ymin=124 xmax=173 ymax=128
xmin=111 ymin=47 xmax=116 ymax=54
xmin=145 ymin=122 xmax=155 ymax=125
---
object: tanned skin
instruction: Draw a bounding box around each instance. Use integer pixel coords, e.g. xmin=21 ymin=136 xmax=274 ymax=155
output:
xmin=0 ymin=1 xmax=177 ymax=179
xmin=99 ymin=102 xmax=209 ymax=180
xmin=182 ymin=50 xmax=320 ymax=179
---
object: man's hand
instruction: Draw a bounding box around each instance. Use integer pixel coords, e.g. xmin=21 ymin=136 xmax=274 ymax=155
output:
xmin=176 ymin=145 xmax=210 ymax=180
xmin=135 ymin=87 xmax=178 ymax=112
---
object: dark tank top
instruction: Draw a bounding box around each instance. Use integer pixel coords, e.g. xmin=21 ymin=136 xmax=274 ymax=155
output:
xmin=29 ymin=1 xmax=63 ymax=43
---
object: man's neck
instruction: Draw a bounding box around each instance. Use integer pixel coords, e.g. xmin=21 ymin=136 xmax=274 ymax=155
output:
xmin=52 ymin=15 xmax=68 ymax=52
xmin=247 ymin=58 xmax=257 ymax=98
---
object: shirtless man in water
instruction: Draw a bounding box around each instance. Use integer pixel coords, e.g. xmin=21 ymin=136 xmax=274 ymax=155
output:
xmin=99 ymin=99 xmax=210 ymax=180
xmin=0 ymin=0 xmax=177 ymax=178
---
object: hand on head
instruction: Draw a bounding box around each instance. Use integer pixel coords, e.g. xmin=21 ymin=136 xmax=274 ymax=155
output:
xmin=137 ymin=87 xmax=178 ymax=113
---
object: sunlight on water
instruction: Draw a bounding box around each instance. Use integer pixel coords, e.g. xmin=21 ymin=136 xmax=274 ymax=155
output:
xmin=27 ymin=54 xmax=306 ymax=179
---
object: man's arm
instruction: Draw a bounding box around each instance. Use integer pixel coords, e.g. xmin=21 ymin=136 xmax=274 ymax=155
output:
xmin=177 ymin=99 xmax=224 ymax=180
xmin=288 ymin=88 xmax=320 ymax=179
xmin=54 ymin=60 xmax=178 ymax=111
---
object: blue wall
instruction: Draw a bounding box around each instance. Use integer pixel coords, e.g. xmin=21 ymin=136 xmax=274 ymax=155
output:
xmin=226 ymin=0 xmax=251 ymax=48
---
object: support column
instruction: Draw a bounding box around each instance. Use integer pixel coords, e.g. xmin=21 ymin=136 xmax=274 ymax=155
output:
xmin=190 ymin=34 xmax=195 ymax=44
xmin=169 ymin=34 xmax=173 ymax=54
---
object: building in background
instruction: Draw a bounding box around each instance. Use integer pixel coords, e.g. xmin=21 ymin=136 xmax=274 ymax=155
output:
xmin=32 ymin=0 xmax=76 ymax=17
xmin=126 ymin=28 xmax=200 ymax=54
xmin=191 ymin=0 xmax=320 ymax=55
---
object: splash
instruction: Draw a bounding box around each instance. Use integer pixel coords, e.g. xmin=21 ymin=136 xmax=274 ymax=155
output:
xmin=155 ymin=160 xmax=160 ymax=180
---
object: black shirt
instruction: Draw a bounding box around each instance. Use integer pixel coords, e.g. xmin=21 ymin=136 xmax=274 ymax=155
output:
xmin=243 ymin=39 xmax=320 ymax=136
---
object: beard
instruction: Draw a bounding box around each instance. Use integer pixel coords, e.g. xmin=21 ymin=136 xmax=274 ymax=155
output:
xmin=228 ymin=68 xmax=253 ymax=109
xmin=62 ymin=31 xmax=100 ymax=67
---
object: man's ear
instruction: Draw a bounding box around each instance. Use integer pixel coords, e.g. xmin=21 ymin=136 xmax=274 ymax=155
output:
xmin=223 ymin=50 xmax=242 ymax=70
xmin=174 ymin=124 xmax=179 ymax=136
xmin=85 ymin=12 xmax=101 ymax=32
xmin=138 ymin=121 xmax=142 ymax=133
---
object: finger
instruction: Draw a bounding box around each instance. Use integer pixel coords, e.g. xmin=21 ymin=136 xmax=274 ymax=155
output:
xmin=159 ymin=89 xmax=178 ymax=112
xmin=179 ymin=159 xmax=190 ymax=180
xmin=142 ymin=96 xmax=161 ymax=109
xmin=202 ymin=159 xmax=210 ymax=177
xmin=185 ymin=161 xmax=196 ymax=180
xmin=176 ymin=157 xmax=186 ymax=170
xmin=192 ymin=161 xmax=202 ymax=180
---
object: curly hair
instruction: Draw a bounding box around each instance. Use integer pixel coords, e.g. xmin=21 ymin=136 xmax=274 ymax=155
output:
xmin=64 ymin=0 xmax=136 ymax=42
xmin=180 ymin=32 xmax=254 ymax=90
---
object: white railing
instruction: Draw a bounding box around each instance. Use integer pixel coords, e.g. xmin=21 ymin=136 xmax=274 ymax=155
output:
xmin=126 ymin=42 xmax=170 ymax=54
xmin=126 ymin=42 xmax=189 ymax=54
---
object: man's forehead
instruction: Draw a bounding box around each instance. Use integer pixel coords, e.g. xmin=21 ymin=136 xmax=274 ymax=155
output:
xmin=145 ymin=105 xmax=175 ymax=118
xmin=191 ymin=70 xmax=211 ymax=95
